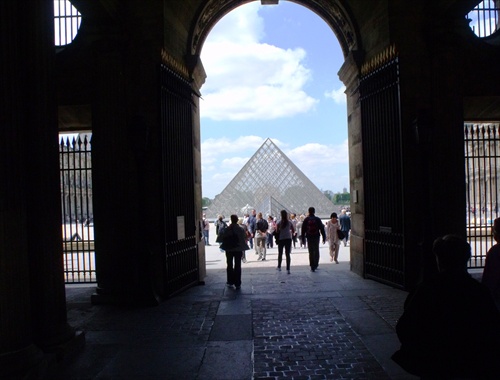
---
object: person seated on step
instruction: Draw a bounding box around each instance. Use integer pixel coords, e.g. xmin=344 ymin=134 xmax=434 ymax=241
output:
xmin=392 ymin=234 xmax=500 ymax=378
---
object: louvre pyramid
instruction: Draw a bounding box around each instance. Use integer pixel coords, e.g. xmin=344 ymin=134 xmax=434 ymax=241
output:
xmin=205 ymin=138 xmax=334 ymax=219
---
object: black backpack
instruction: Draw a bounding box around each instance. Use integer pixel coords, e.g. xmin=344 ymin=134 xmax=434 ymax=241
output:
xmin=306 ymin=218 xmax=319 ymax=236
xmin=257 ymin=219 xmax=268 ymax=232
xmin=221 ymin=226 xmax=239 ymax=250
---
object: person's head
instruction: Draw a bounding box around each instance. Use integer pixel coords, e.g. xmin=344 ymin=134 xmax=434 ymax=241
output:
xmin=280 ymin=209 xmax=288 ymax=221
xmin=218 ymin=215 xmax=223 ymax=220
xmin=308 ymin=207 xmax=315 ymax=215
xmin=330 ymin=212 xmax=338 ymax=220
xmin=257 ymin=212 xmax=263 ymax=219
xmin=493 ymin=218 xmax=500 ymax=243
xmin=238 ymin=217 xmax=243 ymax=225
xmin=300 ymin=214 xmax=305 ymax=221
xmin=252 ymin=209 xmax=256 ymax=216
xmin=230 ymin=214 xmax=238 ymax=224
xmin=268 ymin=215 xmax=273 ymax=221
xmin=291 ymin=213 xmax=296 ymax=219
xmin=341 ymin=209 xmax=346 ymax=214
xmin=432 ymin=234 xmax=471 ymax=272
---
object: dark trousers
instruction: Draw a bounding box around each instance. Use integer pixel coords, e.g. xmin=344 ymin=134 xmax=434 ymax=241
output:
xmin=277 ymin=238 xmax=292 ymax=270
xmin=226 ymin=251 xmax=242 ymax=286
xmin=343 ymin=229 xmax=349 ymax=245
xmin=307 ymin=236 xmax=320 ymax=270
xmin=266 ymin=233 xmax=274 ymax=248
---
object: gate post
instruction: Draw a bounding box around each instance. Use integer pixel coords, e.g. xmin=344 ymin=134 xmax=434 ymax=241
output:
xmin=0 ymin=1 xmax=83 ymax=378
xmin=338 ymin=50 xmax=364 ymax=277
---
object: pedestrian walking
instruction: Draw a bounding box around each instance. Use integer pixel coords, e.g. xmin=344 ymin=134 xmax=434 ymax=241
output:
xmin=215 ymin=215 xmax=227 ymax=252
xmin=290 ymin=213 xmax=298 ymax=249
xmin=325 ymin=212 xmax=341 ymax=263
xmin=238 ymin=217 xmax=250 ymax=263
xmin=275 ymin=210 xmax=295 ymax=274
xmin=266 ymin=215 xmax=276 ymax=249
xmin=339 ymin=209 xmax=351 ymax=246
xmin=301 ymin=207 xmax=326 ymax=272
xmin=202 ymin=213 xmax=210 ymax=245
xmin=247 ymin=209 xmax=256 ymax=251
xmin=296 ymin=214 xmax=306 ymax=248
xmin=219 ymin=214 xmax=249 ymax=290
xmin=255 ymin=212 xmax=268 ymax=261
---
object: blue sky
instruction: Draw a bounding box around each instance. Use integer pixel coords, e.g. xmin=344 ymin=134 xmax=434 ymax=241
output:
xmin=199 ymin=1 xmax=349 ymax=199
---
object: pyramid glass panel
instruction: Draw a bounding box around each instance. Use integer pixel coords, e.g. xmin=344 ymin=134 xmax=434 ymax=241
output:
xmin=205 ymin=139 xmax=335 ymax=219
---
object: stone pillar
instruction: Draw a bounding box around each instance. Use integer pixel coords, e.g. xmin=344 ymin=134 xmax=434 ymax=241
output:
xmin=90 ymin=1 xmax=165 ymax=305
xmin=416 ymin=18 xmax=469 ymax=280
xmin=338 ymin=50 xmax=364 ymax=276
xmin=90 ymin=47 xmax=163 ymax=306
xmin=189 ymin=54 xmax=207 ymax=283
xmin=0 ymin=1 xmax=82 ymax=378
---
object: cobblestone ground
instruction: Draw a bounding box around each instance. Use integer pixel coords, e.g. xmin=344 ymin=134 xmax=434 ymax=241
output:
xmin=360 ymin=294 xmax=406 ymax=329
xmin=252 ymin=298 xmax=391 ymax=380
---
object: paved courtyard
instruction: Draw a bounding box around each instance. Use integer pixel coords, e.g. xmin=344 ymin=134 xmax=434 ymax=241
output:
xmin=54 ymin=232 xmax=419 ymax=379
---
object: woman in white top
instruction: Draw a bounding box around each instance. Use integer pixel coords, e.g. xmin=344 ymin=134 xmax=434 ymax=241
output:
xmin=275 ymin=210 xmax=295 ymax=274
xmin=290 ymin=213 xmax=298 ymax=249
xmin=296 ymin=215 xmax=306 ymax=248
xmin=325 ymin=212 xmax=341 ymax=263
xmin=266 ymin=215 xmax=276 ymax=249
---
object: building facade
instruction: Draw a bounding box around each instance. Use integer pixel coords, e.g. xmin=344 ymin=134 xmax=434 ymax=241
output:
xmin=1 ymin=1 xmax=500 ymax=377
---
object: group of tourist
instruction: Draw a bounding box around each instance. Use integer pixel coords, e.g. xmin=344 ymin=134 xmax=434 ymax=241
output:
xmin=204 ymin=206 xmax=352 ymax=289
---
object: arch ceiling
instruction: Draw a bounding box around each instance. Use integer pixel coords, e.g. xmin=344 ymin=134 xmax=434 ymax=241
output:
xmin=190 ymin=0 xmax=359 ymax=58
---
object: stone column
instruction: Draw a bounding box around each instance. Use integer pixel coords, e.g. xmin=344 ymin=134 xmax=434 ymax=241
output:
xmin=417 ymin=18 xmax=469 ymax=280
xmin=90 ymin=1 xmax=165 ymax=305
xmin=338 ymin=50 xmax=364 ymax=276
xmin=25 ymin=0 xmax=83 ymax=353
xmin=0 ymin=1 xmax=82 ymax=378
xmin=188 ymin=54 xmax=207 ymax=283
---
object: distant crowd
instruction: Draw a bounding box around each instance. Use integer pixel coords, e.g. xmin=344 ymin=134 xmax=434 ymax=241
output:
xmin=201 ymin=206 xmax=352 ymax=287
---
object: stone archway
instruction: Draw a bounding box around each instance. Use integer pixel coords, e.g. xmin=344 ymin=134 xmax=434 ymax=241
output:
xmin=185 ymin=0 xmax=368 ymax=279
xmin=189 ymin=0 xmax=360 ymax=58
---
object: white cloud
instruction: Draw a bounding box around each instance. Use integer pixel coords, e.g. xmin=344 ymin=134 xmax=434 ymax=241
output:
xmin=221 ymin=156 xmax=249 ymax=170
xmin=324 ymin=85 xmax=346 ymax=104
xmin=296 ymin=140 xmax=349 ymax=193
xmin=200 ymin=3 xmax=317 ymax=121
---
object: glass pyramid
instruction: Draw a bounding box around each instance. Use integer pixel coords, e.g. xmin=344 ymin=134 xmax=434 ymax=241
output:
xmin=205 ymin=138 xmax=335 ymax=219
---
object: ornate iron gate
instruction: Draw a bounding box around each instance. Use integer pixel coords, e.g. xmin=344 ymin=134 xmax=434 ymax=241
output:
xmin=160 ymin=62 xmax=199 ymax=296
xmin=59 ymin=134 xmax=96 ymax=282
xmin=359 ymin=53 xmax=405 ymax=289
xmin=465 ymin=123 xmax=500 ymax=268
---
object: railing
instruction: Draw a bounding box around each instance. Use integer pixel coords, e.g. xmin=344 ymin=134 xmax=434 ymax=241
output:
xmin=60 ymin=134 xmax=96 ymax=282
xmin=360 ymin=55 xmax=405 ymax=289
xmin=160 ymin=63 xmax=199 ymax=296
xmin=467 ymin=0 xmax=499 ymax=38
xmin=465 ymin=123 xmax=500 ymax=268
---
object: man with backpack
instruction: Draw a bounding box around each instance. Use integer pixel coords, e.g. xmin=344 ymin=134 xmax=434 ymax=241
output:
xmin=247 ymin=209 xmax=257 ymax=251
xmin=255 ymin=212 xmax=268 ymax=261
xmin=301 ymin=207 xmax=326 ymax=272
xmin=215 ymin=215 xmax=227 ymax=252
xmin=218 ymin=214 xmax=249 ymax=289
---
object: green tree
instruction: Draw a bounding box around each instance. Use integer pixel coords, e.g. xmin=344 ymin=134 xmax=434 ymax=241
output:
xmin=202 ymin=197 xmax=212 ymax=208
xmin=334 ymin=192 xmax=350 ymax=205
xmin=323 ymin=190 xmax=334 ymax=202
